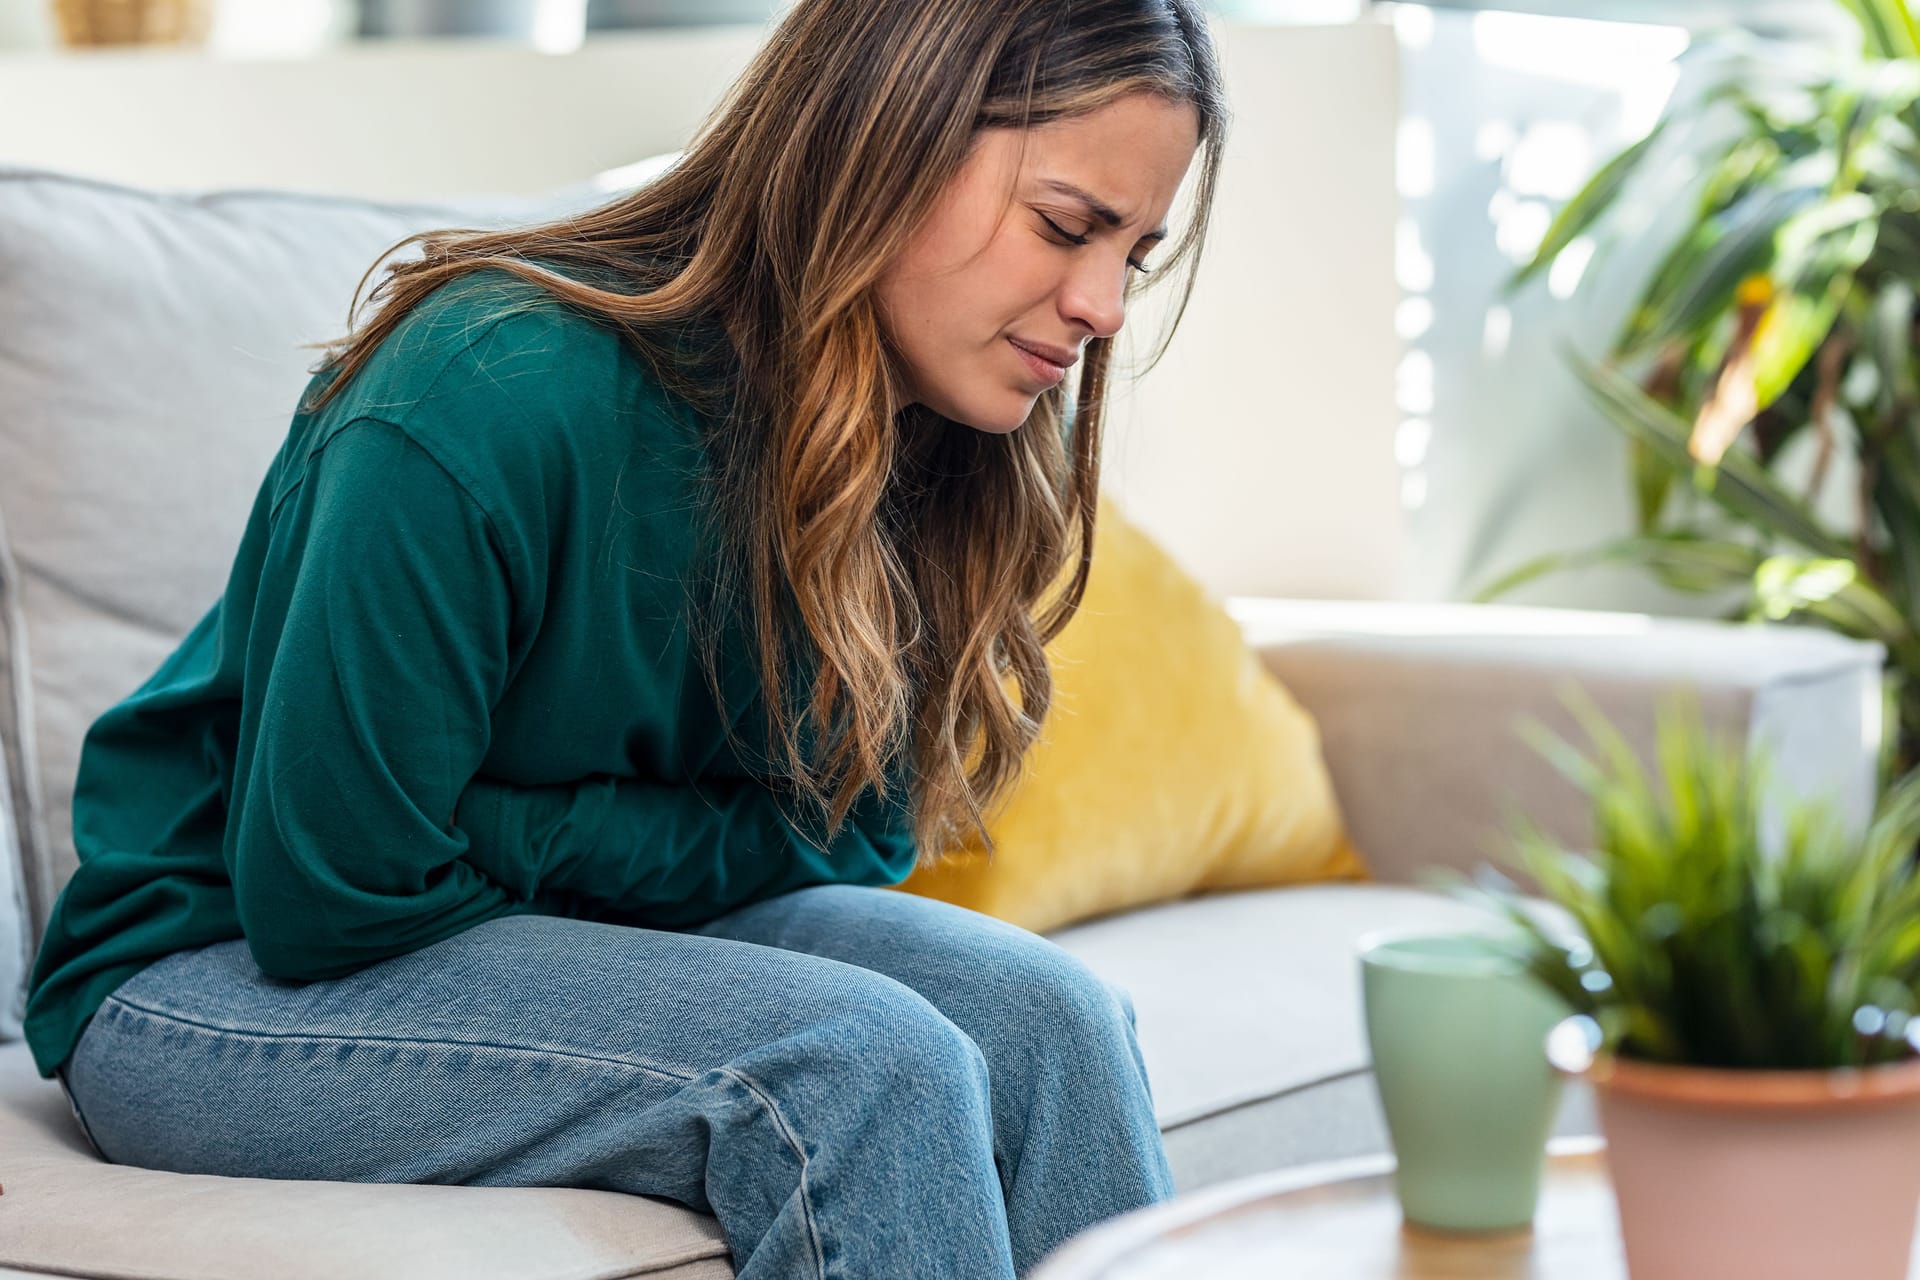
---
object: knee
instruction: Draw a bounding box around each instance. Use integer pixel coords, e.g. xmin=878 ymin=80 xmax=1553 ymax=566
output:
xmin=831 ymin=978 xmax=991 ymax=1110
xmin=990 ymin=944 xmax=1139 ymax=1062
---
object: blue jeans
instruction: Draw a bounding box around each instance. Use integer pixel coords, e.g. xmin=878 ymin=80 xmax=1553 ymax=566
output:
xmin=58 ymin=884 xmax=1174 ymax=1278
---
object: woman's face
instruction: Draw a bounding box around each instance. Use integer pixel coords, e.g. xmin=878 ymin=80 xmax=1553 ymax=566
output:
xmin=875 ymin=92 xmax=1202 ymax=435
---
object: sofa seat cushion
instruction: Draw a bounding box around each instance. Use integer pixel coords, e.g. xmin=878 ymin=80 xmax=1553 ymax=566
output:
xmin=1053 ymin=884 xmax=1490 ymax=1128
xmin=0 ymin=1037 xmax=733 ymax=1280
xmin=1046 ymin=882 xmax=1588 ymax=1187
xmin=0 ymin=884 xmax=1571 ymax=1277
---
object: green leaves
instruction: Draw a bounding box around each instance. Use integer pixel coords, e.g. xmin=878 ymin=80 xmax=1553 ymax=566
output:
xmin=1505 ymin=121 xmax=1670 ymax=297
xmin=1568 ymin=348 xmax=1853 ymax=556
xmin=1752 ymin=555 xmax=1855 ymax=619
xmin=1837 ymin=0 xmax=1920 ymax=59
xmin=1484 ymin=0 xmax=1920 ymax=781
xmin=1470 ymin=533 xmax=1762 ymax=603
xmin=1618 ymin=184 xmax=1825 ymax=359
xmin=1470 ymin=691 xmax=1920 ymax=1069
xmin=1495 ymin=11 xmax=1912 ymax=542
xmin=1748 ymin=194 xmax=1880 ymax=407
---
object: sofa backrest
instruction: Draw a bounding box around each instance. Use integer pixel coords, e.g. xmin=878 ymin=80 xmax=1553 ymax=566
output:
xmin=0 ymin=171 xmax=631 ymax=1032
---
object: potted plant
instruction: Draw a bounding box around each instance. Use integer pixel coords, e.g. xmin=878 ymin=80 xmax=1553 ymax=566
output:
xmin=1480 ymin=0 xmax=1920 ymax=776
xmin=1468 ymin=691 xmax=1920 ymax=1278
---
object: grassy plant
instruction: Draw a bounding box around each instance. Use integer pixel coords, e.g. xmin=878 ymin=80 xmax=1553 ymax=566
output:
xmin=1463 ymin=689 xmax=1920 ymax=1069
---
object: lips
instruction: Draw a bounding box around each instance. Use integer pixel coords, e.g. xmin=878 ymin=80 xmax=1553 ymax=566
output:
xmin=1008 ymin=337 xmax=1079 ymax=369
xmin=1009 ymin=338 xmax=1068 ymax=387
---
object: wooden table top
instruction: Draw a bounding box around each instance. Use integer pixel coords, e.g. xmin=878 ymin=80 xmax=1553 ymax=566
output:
xmin=1032 ymin=1138 xmax=1920 ymax=1279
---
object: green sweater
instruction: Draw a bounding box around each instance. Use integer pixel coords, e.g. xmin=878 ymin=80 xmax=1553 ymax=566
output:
xmin=22 ymin=267 xmax=918 ymax=1079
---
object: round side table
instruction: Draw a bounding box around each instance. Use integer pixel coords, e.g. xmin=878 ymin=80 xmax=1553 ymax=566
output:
xmin=1034 ymin=1138 xmax=1920 ymax=1279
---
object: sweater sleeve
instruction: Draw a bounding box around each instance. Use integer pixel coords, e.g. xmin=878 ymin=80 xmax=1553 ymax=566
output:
xmin=450 ymin=752 xmax=919 ymax=928
xmin=227 ymin=417 xmax=538 ymax=981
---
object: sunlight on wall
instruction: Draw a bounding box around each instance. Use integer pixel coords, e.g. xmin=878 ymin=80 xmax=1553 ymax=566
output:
xmin=1381 ymin=0 xmax=1688 ymax=551
xmin=1397 ymin=115 xmax=1435 ymax=198
xmin=1394 ymin=201 xmax=1435 ymax=512
xmin=208 ymin=0 xmax=351 ymax=55
xmin=1506 ymin=119 xmax=1592 ymax=198
xmin=1472 ymin=10 xmax=1688 ymax=86
xmin=1482 ymin=302 xmax=1511 ymax=360
xmin=1396 ymin=295 xmax=1433 ymax=339
xmin=1213 ymin=0 xmax=1366 ymax=18
xmin=1474 ymin=118 xmax=1516 ymax=162
xmin=1398 ymin=348 xmax=1434 ymax=415
xmin=1491 ymin=192 xmax=1552 ymax=261
xmin=1391 ymin=2 xmax=1434 ymax=49
xmin=1547 ymin=235 xmax=1596 ymax=300
xmin=1391 ymin=2 xmax=1436 ymax=515
xmin=1470 ymin=9 xmax=1685 ymax=331
xmin=1397 ymin=337 xmax=1435 ymax=508
xmin=532 ymin=0 xmax=589 ymax=54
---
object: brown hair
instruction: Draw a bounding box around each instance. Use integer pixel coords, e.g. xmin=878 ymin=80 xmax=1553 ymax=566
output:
xmin=301 ymin=0 xmax=1228 ymax=864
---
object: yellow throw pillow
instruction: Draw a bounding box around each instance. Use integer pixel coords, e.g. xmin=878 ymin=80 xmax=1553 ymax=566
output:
xmin=890 ymin=492 xmax=1368 ymax=933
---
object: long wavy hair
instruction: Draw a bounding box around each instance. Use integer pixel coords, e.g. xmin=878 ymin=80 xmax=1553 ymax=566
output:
xmin=300 ymin=0 xmax=1228 ymax=865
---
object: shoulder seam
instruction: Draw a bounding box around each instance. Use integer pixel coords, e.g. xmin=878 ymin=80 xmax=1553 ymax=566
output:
xmin=309 ymin=415 xmax=531 ymax=605
xmin=318 ymin=284 xmax=568 ymax=590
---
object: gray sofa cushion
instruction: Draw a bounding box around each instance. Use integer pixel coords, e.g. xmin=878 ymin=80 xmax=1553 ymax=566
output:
xmin=0 ymin=881 xmax=1543 ymax=1279
xmin=0 ymin=706 xmax=24 ymax=1039
xmin=0 ymin=1036 xmax=733 ymax=1280
xmin=1229 ymin=597 xmax=1887 ymax=887
xmin=0 ymin=165 xmax=629 ymax=1028
xmin=1047 ymin=883 xmax=1597 ymax=1188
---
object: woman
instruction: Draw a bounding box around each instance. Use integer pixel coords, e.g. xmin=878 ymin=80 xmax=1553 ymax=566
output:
xmin=24 ymin=0 xmax=1225 ymax=1274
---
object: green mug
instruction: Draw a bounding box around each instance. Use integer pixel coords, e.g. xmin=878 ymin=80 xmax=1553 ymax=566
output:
xmin=1358 ymin=930 xmax=1571 ymax=1233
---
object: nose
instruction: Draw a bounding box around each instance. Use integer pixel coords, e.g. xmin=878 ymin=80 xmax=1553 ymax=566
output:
xmin=1058 ymin=253 xmax=1128 ymax=340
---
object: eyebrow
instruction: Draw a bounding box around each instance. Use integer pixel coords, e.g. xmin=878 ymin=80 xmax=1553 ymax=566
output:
xmin=1039 ymin=179 xmax=1170 ymax=242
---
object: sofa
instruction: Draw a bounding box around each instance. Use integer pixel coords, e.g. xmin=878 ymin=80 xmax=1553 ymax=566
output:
xmin=0 ymin=22 xmax=1890 ymax=1280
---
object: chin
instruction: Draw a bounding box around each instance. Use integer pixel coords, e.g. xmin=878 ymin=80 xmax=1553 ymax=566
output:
xmin=961 ymin=417 xmax=1025 ymax=436
xmin=944 ymin=393 xmax=1033 ymax=436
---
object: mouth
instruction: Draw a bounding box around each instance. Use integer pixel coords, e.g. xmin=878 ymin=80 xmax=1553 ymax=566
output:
xmin=1008 ymin=337 xmax=1070 ymax=386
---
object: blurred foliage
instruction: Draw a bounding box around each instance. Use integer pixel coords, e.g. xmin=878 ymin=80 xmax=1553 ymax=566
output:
xmin=1462 ymin=689 xmax=1920 ymax=1069
xmin=1481 ymin=0 xmax=1920 ymax=774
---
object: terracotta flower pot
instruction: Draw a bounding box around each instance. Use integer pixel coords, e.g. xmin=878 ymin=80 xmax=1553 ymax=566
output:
xmin=1548 ymin=1017 xmax=1920 ymax=1280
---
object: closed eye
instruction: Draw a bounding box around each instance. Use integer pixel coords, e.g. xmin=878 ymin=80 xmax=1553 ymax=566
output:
xmin=1040 ymin=214 xmax=1154 ymax=275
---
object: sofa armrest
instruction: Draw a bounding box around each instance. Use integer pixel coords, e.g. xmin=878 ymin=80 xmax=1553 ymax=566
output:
xmin=1228 ymin=597 xmax=1888 ymax=887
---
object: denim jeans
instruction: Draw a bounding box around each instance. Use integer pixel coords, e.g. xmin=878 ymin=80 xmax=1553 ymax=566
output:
xmin=58 ymin=884 xmax=1175 ymax=1278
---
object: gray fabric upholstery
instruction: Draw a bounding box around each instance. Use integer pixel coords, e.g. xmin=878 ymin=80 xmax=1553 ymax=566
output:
xmin=1045 ymin=884 xmax=1598 ymax=1190
xmin=0 ymin=498 xmax=35 ymax=1039
xmin=1160 ymin=1068 xmax=1598 ymax=1193
xmin=0 ymin=1037 xmax=733 ymax=1280
xmin=0 ymin=165 xmax=612 ymax=1007
xmin=0 ymin=713 xmax=23 ymax=1040
xmin=1230 ymin=597 xmax=1887 ymax=888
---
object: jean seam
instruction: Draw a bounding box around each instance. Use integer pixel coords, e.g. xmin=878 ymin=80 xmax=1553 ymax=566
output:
xmin=718 ymin=1064 xmax=829 ymax=1280
xmin=104 ymin=994 xmax=834 ymax=1277
xmin=102 ymin=992 xmax=700 ymax=1084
